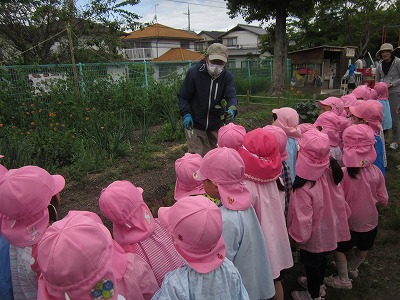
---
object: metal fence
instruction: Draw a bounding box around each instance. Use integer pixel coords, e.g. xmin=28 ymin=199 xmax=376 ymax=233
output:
xmin=0 ymin=58 xmax=292 ymax=102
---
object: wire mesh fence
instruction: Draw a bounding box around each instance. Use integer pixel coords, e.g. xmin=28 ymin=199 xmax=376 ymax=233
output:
xmin=0 ymin=58 xmax=291 ymax=102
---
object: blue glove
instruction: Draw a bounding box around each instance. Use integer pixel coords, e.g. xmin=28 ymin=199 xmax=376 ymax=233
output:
xmin=182 ymin=113 xmax=193 ymax=129
xmin=225 ymin=109 xmax=235 ymax=122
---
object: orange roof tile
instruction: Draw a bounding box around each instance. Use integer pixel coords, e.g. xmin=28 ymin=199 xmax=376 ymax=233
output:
xmin=124 ymin=23 xmax=201 ymax=41
xmin=153 ymin=48 xmax=204 ymax=62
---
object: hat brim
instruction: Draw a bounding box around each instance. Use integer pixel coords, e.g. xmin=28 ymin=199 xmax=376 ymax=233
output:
xmin=112 ymin=202 xmax=155 ymax=246
xmin=208 ymin=54 xmax=227 ymax=63
xmin=343 ymin=145 xmax=377 ymax=167
xmin=52 ymin=174 xmax=65 ymax=195
xmin=349 ymin=106 xmax=362 ymax=119
xmin=1 ymin=209 xmax=49 ymax=247
xmin=217 ymin=183 xmax=251 ymax=211
xmin=174 ymin=180 xmax=205 ymax=201
xmin=174 ymin=235 xmax=226 ymax=273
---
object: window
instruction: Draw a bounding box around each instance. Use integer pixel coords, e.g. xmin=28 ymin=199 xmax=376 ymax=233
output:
xmin=135 ymin=42 xmax=151 ymax=49
xmin=195 ymin=43 xmax=204 ymax=51
xmin=180 ymin=41 xmax=190 ymax=49
xmin=226 ymin=38 xmax=237 ymax=47
xmin=227 ymin=59 xmax=236 ymax=69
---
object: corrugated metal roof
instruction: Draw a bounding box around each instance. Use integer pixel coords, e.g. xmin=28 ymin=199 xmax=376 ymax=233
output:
xmin=152 ymin=48 xmax=204 ymax=62
xmin=123 ymin=23 xmax=201 ymax=41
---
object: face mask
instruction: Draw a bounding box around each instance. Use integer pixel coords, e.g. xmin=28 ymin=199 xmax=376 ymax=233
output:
xmin=206 ymin=62 xmax=224 ymax=77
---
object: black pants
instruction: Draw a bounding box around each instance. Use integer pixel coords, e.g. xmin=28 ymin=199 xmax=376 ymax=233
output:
xmin=299 ymin=249 xmax=330 ymax=298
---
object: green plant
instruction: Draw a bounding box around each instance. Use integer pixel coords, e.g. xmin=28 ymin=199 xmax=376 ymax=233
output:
xmin=293 ymin=100 xmax=319 ymax=123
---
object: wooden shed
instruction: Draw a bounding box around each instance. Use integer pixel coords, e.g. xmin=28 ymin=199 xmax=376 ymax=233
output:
xmin=289 ymin=45 xmax=357 ymax=93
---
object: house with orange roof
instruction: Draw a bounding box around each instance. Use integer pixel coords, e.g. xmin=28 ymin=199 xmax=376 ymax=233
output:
xmin=122 ymin=23 xmax=202 ymax=61
xmin=152 ymin=48 xmax=204 ymax=79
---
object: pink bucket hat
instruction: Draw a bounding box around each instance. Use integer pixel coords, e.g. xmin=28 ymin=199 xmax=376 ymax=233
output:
xmin=174 ymin=153 xmax=205 ymax=200
xmin=217 ymin=122 xmax=246 ymax=151
xmin=318 ymin=97 xmax=344 ymax=116
xmin=351 ymin=85 xmax=372 ymax=100
xmin=263 ymin=125 xmax=288 ymax=161
xmin=0 ymin=166 xmax=65 ymax=247
xmin=296 ymin=128 xmax=330 ymax=181
xmin=369 ymin=88 xmax=378 ymax=100
xmin=272 ymin=107 xmax=301 ymax=139
xmin=99 ymin=180 xmax=155 ymax=246
xmin=342 ymin=124 xmax=376 ymax=167
xmin=0 ymin=155 xmax=6 ymax=179
xmin=37 ymin=211 xmax=127 ymax=300
xmin=158 ymin=195 xmax=226 ymax=274
xmin=299 ymin=123 xmax=314 ymax=134
xmin=194 ymin=147 xmax=251 ymax=211
xmin=314 ymin=111 xmax=343 ymax=147
xmin=374 ymin=82 xmax=389 ymax=100
xmin=349 ymin=100 xmax=383 ymax=131
xmin=238 ymin=128 xmax=282 ymax=183
xmin=341 ymin=94 xmax=358 ymax=108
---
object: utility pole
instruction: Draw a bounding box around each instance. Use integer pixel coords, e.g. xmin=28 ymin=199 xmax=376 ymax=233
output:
xmin=183 ymin=5 xmax=190 ymax=32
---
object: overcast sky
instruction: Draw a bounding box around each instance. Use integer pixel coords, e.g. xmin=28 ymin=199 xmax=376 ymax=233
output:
xmin=125 ymin=0 xmax=262 ymax=33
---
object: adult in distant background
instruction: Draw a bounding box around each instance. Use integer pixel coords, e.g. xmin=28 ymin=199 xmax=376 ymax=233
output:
xmin=375 ymin=43 xmax=400 ymax=150
xmin=178 ymin=43 xmax=238 ymax=156
xmin=355 ymin=55 xmax=366 ymax=69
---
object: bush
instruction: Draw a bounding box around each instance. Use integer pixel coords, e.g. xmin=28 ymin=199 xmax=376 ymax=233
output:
xmin=293 ymin=100 xmax=319 ymax=123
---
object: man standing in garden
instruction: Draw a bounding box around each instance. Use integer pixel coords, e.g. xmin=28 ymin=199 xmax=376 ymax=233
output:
xmin=178 ymin=43 xmax=238 ymax=156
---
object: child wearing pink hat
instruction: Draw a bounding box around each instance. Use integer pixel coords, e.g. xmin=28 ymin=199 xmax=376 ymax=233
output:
xmin=313 ymin=111 xmax=350 ymax=166
xmin=287 ymin=129 xmax=351 ymax=300
xmin=318 ymin=96 xmax=345 ymax=117
xmin=263 ymin=125 xmax=291 ymax=215
xmin=374 ymin=81 xmax=392 ymax=133
xmin=324 ymin=125 xmax=388 ymax=291
xmin=0 ymin=165 xmax=65 ymax=300
xmin=154 ymin=196 xmax=250 ymax=299
xmin=36 ymin=210 xmax=158 ymax=299
xmin=238 ymin=128 xmax=293 ymax=300
xmin=194 ymin=147 xmax=275 ymax=300
xmin=272 ymin=107 xmax=301 ymax=182
xmin=174 ymin=153 xmax=205 ymax=201
xmin=341 ymin=94 xmax=358 ymax=118
xmin=217 ymin=122 xmax=246 ymax=151
xmin=350 ymin=100 xmax=386 ymax=175
xmin=351 ymin=84 xmax=372 ymax=100
xmin=99 ymin=180 xmax=184 ymax=286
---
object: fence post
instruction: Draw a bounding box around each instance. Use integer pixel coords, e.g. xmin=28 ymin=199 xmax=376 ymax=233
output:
xmin=78 ymin=62 xmax=85 ymax=97
xmin=246 ymin=90 xmax=250 ymax=106
xmin=144 ymin=60 xmax=149 ymax=95
xmin=247 ymin=59 xmax=251 ymax=93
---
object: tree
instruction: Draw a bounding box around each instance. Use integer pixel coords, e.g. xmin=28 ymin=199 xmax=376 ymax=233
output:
xmin=226 ymin=0 xmax=316 ymax=95
xmin=0 ymin=0 xmax=141 ymax=64
xmin=287 ymin=0 xmax=400 ymax=58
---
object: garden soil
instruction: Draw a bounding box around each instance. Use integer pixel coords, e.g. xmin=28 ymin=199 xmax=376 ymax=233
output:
xmin=58 ymin=114 xmax=400 ymax=300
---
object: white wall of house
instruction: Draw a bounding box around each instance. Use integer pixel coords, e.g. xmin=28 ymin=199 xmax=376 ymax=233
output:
xmin=221 ymin=30 xmax=259 ymax=50
xmin=123 ymin=39 xmax=196 ymax=61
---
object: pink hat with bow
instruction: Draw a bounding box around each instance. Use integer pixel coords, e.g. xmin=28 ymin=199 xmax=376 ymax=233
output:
xmin=174 ymin=153 xmax=205 ymax=201
xmin=296 ymin=128 xmax=330 ymax=181
xmin=318 ymin=97 xmax=344 ymax=116
xmin=37 ymin=211 xmax=127 ymax=300
xmin=342 ymin=124 xmax=376 ymax=167
xmin=194 ymin=147 xmax=251 ymax=211
xmin=374 ymin=82 xmax=389 ymax=100
xmin=238 ymin=128 xmax=282 ymax=183
xmin=349 ymin=100 xmax=383 ymax=131
xmin=99 ymin=180 xmax=155 ymax=246
xmin=272 ymin=107 xmax=301 ymax=139
xmin=263 ymin=125 xmax=288 ymax=161
xmin=217 ymin=122 xmax=246 ymax=151
xmin=158 ymin=195 xmax=226 ymax=274
xmin=0 ymin=166 xmax=65 ymax=247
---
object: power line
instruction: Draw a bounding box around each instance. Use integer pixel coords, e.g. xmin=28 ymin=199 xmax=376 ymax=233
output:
xmin=164 ymin=0 xmax=226 ymax=9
